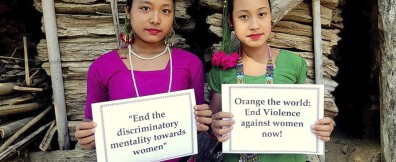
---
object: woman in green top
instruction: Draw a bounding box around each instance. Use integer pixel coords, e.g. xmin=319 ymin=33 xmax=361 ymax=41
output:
xmin=208 ymin=0 xmax=335 ymax=161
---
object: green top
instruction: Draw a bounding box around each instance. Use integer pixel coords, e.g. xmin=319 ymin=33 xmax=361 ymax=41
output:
xmin=207 ymin=50 xmax=308 ymax=162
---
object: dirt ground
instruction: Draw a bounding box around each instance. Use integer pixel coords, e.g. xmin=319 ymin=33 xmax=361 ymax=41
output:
xmin=325 ymin=128 xmax=381 ymax=162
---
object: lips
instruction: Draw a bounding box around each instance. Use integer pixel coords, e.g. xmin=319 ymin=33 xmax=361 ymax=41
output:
xmin=248 ymin=34 xmax=262 ymax=40
xmin=147 ymin=28 xmax=161 ymax=35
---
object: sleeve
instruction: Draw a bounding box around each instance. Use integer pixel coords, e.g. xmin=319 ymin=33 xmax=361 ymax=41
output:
xmin=189 ymin=57 xmax=205 ymax=105
xmin=207 ymin=67 xmax=222 ymax=94
xmin=84 ymin=63 xmax=108 ymax=119
xmin=296 ymin=57 xmax=308 ymax=84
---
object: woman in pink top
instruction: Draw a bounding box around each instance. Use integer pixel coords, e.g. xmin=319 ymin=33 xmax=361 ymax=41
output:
xmin=75 ymin=0 xmax=212 ymax=161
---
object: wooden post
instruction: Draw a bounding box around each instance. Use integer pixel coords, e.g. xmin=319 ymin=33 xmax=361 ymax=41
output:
xmin=23 ymin=36 xmax=31 ymax=86
xmin=42 ymin=0 xmax=70 ymax=150
xmin=110 ymin=0 xmax=121 ymax=49
xmin=378 ymin=0 xmax=396 ymax=161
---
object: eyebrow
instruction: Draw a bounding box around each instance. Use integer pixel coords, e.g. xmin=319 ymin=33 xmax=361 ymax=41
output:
xmin=237 ymin=7 xmax=269 ymax=13
xmin=139 ymin=0 xmax=174 ymax=7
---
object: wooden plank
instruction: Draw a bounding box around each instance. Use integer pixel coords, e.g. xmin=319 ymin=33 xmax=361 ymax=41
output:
xmin=41 ymin=14 xmax=115 ymax=37
xmin=30 ymin=150 xmax=96 ymax=162
xmin=271 ymin=0 xmax=304 ymax=25
xmin=282 ymin=2 xmax=333 ymax=27
xmin=321 ymin=0 xmax=340 ymax=10
xmin=37 ymin=37 xmax=118 ymax=62
xmin=272 ymin=21 xmax=340 ymax=42
xmin=268 ymin=32 xmax=335 ymax=55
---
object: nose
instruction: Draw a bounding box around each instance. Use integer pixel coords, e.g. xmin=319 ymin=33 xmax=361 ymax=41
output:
xmin=150 ymin=11 xmax=160 ymax=25
xmin=249 ymin=17 xmax=261 ymax=30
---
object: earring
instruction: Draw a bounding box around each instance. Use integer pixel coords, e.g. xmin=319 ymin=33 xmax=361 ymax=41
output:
xmin=165 ymin=28 xmax=175 ymax=47
xmin=119 ymin=16 xmax=133 ymax=48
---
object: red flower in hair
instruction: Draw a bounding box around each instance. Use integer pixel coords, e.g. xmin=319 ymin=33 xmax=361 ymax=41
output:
xmin=212 ymin=51 xmax=225 ymax=66
xmin=212 ymin=51 xmax=239 ymax=70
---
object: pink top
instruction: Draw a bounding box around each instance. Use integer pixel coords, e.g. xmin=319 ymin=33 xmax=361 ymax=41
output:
xmin=84 ymin=48 xmax=204 ymax=119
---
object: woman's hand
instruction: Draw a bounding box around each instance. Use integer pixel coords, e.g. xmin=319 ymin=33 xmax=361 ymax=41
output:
xmin=75 ymin=121 xmax=96 ymax=149
xmin=211 ymin=111 xmax=235 ymax=142
xmin=311 ymin=117 xmax=335 ymax=142
xmin=194 ymin=104 xmax=213 ymax=131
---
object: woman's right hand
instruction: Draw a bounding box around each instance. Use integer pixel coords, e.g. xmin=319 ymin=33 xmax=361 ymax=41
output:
xmin=210 ymin=111 xmax=235 ymax=142
xmin=75 ymin=121 xmax=96 ymax=149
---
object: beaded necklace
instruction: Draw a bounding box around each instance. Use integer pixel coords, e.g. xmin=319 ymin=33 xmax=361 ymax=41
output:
xmin=127 ymin=44 xmax=173 ymax=97
xmin=236 ymin=45 xmax=274 ymax=162
xmin=236 ymin=45 xmax=274 ymax=84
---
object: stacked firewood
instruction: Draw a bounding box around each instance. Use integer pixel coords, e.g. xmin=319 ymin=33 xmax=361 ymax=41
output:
xmin=203 ymin=0 xmax=342 ymax=118
xmin=33 ymin=0 xmax=196 ymax=142
xmin=0 ymin=50 xmax=53 ymax=160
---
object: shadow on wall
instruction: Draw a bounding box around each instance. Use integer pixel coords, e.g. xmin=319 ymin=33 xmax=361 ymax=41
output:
xmin=333 ymin=0 xmax=380 ymax=138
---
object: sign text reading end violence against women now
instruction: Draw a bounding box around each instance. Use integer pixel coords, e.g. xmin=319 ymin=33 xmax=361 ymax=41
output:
xmin=222 ymin=84 xmax=324 ymax=155
xmin=92 ymin=89 xmax=198 ymax=162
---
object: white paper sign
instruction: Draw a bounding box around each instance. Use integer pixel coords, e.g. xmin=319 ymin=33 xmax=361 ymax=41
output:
xmin=92 ymin=89 xmax=198 ymax=162
xmin=222 ymin=84 xmax=324 ymax=155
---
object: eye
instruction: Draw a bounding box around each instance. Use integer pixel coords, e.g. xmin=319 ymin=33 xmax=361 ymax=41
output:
xmin=239 ymin=15 xmax=248 ymax=19
xmin=162 ymin=9 xmax=172 ymax=14
xmin=259 ymin=12 xmax=266 ymax=17
xmin=140 ymin=6 xmax=150 ymax=11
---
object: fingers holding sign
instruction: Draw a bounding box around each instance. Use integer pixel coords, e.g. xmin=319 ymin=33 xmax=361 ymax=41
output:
xmin=194 ymin=104 xmax=213 ymax=131
xmin=211 ymin=111 xmax=235 ymax=142
xmin=75 ymin=121 xmax=97 ymax=149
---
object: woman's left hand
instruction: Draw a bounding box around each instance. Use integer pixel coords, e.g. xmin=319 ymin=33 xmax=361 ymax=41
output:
xmin=311 ymin=117 xmax=335 ymax=142
xmin=194 ymin=104 xmax=213 ymax=131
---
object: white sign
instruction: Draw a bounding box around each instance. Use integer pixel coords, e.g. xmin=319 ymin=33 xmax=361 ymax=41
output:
xmin=92 ymin=89 xmax=198 ymax=162
xmin=222 ymin=84 xmax=324 ymax=155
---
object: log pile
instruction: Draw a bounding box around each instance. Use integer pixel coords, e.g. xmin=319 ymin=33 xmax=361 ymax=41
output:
xmin=0 ymin=51 xmax=53 ymax=160
xmin=203 ymin=0 xmax=342 ymax=118
xmin=33 ymin=0 xmax=196 ymax=141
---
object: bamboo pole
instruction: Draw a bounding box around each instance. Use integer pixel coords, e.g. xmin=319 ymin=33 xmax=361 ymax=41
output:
xmin=41 ymin=0 xmax=70 ymax=150
xmin=8 ymin=94 xmax=34 ymax=105
xmin=110 ymin=0 xmax=121 ymax=49
xmin=23 ymin=36 xmax=31 ymax=86
xmin=39 ymin=121 xmax=57 ymax=151
xmin=0 ymin=121 xmax=52 ymax=161
xmin=0 ymin=117 xmax=34 ymax=138
xmin=313 ymin=0 xmax=324 ymax=85
xmin=0 ymin=83 xmax=15 ymax=95
xmin=0 ymin=102 xmax=41 ymax=115
xmin=313 ymin=0 xmax=324 ymax=161
xmin=13 ymin=86 xmax=43 ymax=92
xmin=0 ymin=106 xmax=52 ymax=152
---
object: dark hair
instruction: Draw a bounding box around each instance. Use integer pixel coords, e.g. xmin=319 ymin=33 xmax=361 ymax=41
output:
xmin=221 ymin=0 xmax=272 ymax=53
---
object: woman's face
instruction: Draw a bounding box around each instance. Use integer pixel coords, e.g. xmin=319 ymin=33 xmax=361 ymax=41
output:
xmin=126 ymin=0 xmax=174 ymax=44
xmin=232 ymin=0 xmax=272 ymax=48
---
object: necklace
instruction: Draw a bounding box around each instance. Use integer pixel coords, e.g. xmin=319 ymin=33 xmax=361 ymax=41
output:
xmin=128 ymin=44 xmax=173 ymax=97
xmin=237 ymin=45 xmax=273 ymax=162
xmin=236 ymin=44 xmax=274 ymax=84
xmin=129 ymin=45 xmax=168 ymax=60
